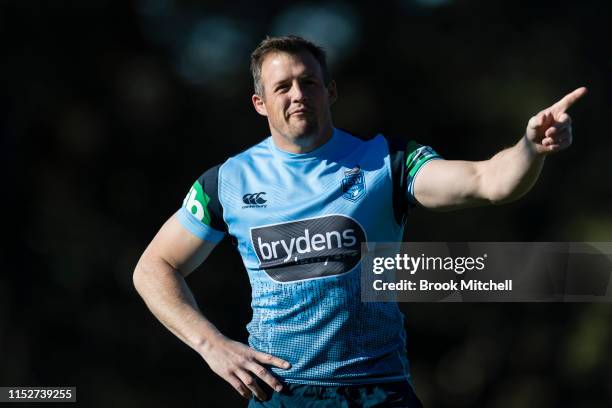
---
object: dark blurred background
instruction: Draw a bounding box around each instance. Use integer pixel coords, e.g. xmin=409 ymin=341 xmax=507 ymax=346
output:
xmin=2 ymin=0 xmax=612 ymax=407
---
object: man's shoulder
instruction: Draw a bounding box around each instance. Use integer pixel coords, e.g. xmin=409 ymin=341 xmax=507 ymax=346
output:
xmin=334 ymin=128 xmax=393 ymax=157
xmin=338 ymin=128 xmax=385 ymax=143
xmin=339 ymin=128 xmax=413 ymax=152
xmin=347 ymin=130 xmax=431 ymax=158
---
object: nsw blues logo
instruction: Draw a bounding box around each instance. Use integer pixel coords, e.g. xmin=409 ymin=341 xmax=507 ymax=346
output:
xmin=341 ymin=166 xmax=366 ymax=202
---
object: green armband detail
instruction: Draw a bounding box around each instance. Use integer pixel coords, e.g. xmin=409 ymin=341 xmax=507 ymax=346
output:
xmin=183 ymin=181 xmax=212 ymax=226
xmin=406 ymin=142 xmax=440 ymax=177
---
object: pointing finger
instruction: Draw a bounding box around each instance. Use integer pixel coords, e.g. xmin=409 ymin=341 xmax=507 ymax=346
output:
xmin=554 ymin=87 xmax=588 ymax=113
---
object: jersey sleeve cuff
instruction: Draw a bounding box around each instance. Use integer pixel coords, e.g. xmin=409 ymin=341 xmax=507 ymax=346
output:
xmin=177 ymin=207 xmax=225 ymax=243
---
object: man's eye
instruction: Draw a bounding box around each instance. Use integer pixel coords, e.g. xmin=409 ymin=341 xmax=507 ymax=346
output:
xmin=276 ymin=85 xmax=289 ymax=92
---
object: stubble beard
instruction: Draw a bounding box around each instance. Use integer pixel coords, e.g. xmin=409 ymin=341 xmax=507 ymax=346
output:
xmin=285 ymin=116 xmax=320 ymax=147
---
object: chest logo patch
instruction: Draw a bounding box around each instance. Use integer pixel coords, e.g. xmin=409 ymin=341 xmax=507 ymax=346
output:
xmin=250 ymin=214 xmax=367 ymax=282
xmin=341 ymin=166 xmax=366 ymax=202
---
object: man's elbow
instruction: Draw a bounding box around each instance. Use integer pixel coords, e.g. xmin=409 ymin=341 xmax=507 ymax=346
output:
xmin=133 ymin=255 xmax=153 ymax=295
xmin=133 ymin=253 xmax=182 ymax=296
xmin=133 ymin=261 xmax=146 ymax=294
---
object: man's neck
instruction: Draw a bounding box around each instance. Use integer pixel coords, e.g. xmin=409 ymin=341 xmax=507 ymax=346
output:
xmin=271 ymin=125 xmax=334 ymax=154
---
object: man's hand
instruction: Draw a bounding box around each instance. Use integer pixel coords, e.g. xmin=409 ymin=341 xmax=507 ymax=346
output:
xmin=200 ymin=335 xmax=291 ymax=400
xmin=526 ymin=87 xmax=587 ymax=155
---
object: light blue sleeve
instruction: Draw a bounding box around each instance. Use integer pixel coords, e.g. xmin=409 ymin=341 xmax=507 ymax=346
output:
xmin=176 ymin=207 xmax=225 ymax=243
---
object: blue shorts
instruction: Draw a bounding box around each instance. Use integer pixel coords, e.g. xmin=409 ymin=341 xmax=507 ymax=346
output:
xmin=247 ymin=380 xmax=423 ymax=407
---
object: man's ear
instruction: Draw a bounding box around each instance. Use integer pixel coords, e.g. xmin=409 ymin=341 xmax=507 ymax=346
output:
xmin=252 ymin=93 xmax=268 ymax=117
xmin=327 ymin=80 xmax=338 ymax=106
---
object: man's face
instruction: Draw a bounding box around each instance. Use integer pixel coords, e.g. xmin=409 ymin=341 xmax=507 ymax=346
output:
xmin=252 ymin=51 xmax=336 ymax=148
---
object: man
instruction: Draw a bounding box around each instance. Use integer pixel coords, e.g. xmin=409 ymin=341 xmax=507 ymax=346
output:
xmin=133 ymin=35 xmax=586 ymax=406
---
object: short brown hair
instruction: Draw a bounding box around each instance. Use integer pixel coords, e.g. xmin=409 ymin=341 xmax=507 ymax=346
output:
xmin=250 ymin=35 xmax=331 ymax=96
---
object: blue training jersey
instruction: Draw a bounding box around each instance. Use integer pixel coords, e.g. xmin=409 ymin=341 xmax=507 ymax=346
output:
xmin=177 ymin=128 xmax=441 ymax=386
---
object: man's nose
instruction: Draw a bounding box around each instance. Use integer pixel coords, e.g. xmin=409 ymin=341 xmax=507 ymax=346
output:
xmin=290 ymin=81 xmax=307 ymax=102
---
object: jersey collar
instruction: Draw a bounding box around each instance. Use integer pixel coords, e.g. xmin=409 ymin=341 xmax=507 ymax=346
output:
xmin=268 ymin=127 xmax=346 ymax=162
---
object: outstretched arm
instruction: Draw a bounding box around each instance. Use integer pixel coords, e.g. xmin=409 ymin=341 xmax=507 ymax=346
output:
xmin=414 ymin=87 xmax=587 ymax=210
xmin=133 ymin=213 xmax=290 ymax=400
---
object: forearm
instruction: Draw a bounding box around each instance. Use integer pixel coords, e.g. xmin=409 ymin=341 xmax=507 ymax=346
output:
xmin=133 ymin=257 xmax=224 ymax=353
xmin=481 ymin=135 xmax=546 ymax=204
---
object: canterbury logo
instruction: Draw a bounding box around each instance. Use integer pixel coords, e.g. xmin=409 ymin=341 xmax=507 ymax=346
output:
xmin=242 ymin=192 xmax=267 ymax=207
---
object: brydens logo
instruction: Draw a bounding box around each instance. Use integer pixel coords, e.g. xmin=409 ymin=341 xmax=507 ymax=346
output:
xmin=243 ymin=192 xmax=267 ymax=208
xmin=250 ymin=214 xmax=366 ymax=282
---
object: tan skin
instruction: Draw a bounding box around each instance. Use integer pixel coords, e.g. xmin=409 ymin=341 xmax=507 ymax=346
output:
xmin=252 ymin=50 xmax=337 ymax=153
xmin=133 ymin=48 xmax=587 ymax=400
